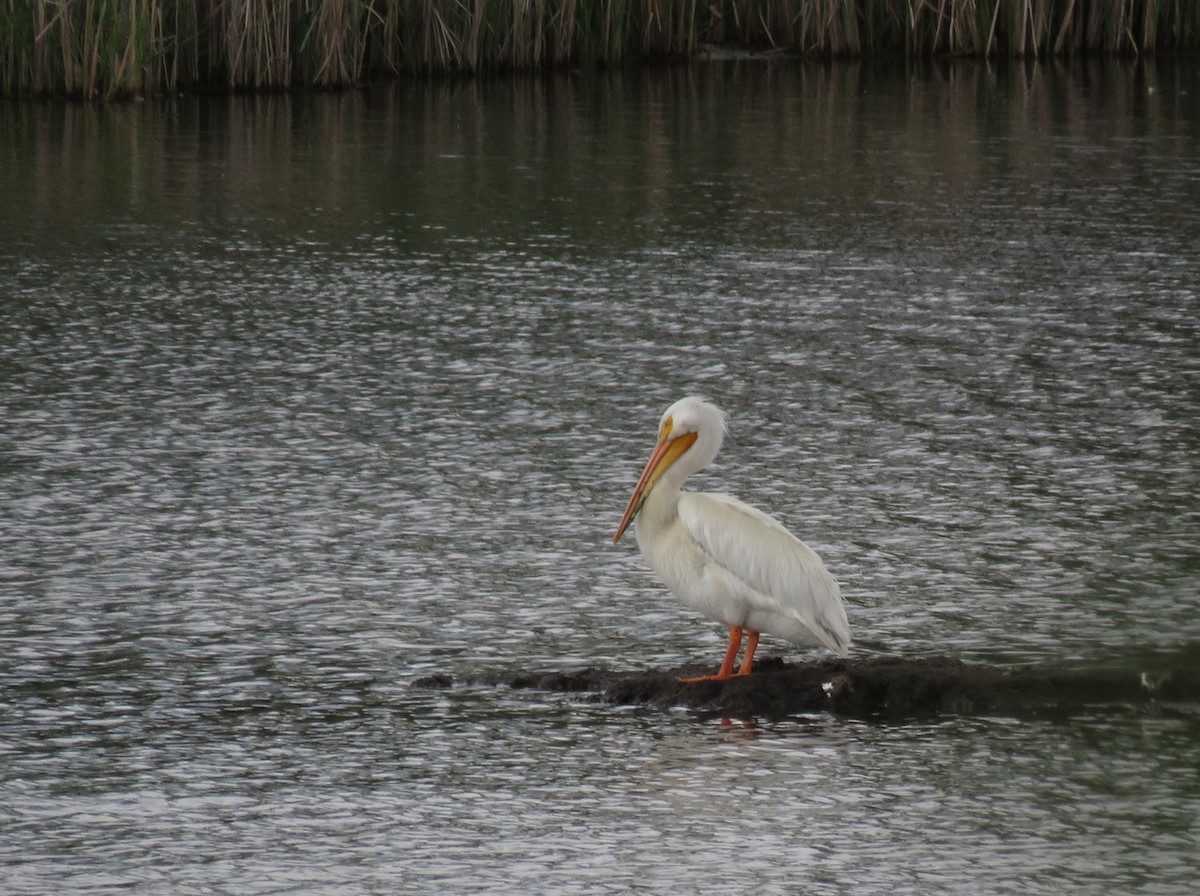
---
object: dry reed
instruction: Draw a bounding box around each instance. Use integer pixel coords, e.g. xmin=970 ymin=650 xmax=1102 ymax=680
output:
xmin=1 ymin=0 xmax=1196 ymax=99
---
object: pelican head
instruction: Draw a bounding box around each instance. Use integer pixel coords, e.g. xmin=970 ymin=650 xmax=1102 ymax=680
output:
xmin=613 ymin=396 xmax=727 ymax=543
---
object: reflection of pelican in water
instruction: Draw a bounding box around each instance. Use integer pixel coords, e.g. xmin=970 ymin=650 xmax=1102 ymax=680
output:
xmin=614 ymin=397 xmax=850 ymax=681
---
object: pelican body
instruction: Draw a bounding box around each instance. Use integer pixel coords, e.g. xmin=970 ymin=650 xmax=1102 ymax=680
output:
xmin=613 ymin=397 xmax=850 ymax=681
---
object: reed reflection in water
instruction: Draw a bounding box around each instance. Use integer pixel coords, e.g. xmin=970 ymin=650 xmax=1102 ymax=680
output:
xmin=1 ymin=60 xmax=1199 ymax=896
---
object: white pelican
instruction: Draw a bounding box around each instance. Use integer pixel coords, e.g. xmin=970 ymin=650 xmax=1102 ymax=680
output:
xmin=613 ymin=396 xmax=850 ymax=681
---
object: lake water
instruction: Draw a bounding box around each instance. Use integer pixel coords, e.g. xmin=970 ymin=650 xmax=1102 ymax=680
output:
xmin=2 ymin=59 xmax=1199 ymax=894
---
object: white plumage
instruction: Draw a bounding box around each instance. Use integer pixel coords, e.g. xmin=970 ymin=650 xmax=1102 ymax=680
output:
xmin=613 ymin=396 xmax=850 ymax=681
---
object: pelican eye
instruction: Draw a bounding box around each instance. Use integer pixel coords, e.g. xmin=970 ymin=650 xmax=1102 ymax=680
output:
xmin=659 ymin=418 xmax=674 ymax=441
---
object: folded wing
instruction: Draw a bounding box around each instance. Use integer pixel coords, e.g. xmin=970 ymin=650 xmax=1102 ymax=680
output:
xmin=677 ymin=491 xmax=851 ymax=655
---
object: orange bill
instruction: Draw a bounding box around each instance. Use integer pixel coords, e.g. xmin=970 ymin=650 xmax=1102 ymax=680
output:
xmin=612 ymin=431 xmax=697 ymax=543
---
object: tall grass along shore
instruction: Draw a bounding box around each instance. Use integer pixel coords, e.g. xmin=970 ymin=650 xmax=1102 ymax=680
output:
xmin=3 ymin=0 xmax=1198 ymax=99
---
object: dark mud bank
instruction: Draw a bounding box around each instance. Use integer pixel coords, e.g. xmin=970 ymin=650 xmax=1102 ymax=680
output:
xmin=416 ymin=655 xmax=1200 ymax=719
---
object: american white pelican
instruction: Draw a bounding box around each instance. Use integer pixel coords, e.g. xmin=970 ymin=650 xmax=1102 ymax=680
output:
xmin=613 ymin=397 xmax=850 ymax=681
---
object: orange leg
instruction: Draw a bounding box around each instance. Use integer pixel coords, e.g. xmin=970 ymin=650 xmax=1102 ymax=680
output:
xmin=679 ymin=626 xmax=743 ymax=682
xmin=737 ymin=631 xmax=760 ymax=676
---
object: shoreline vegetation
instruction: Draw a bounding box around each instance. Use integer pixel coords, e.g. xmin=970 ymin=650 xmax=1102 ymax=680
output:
xmin=2 ymin=1 xmax=1198 ymax=100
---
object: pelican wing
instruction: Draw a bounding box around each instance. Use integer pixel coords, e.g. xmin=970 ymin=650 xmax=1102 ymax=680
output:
xmin=677 ymin=491 xmax=850 ymax=655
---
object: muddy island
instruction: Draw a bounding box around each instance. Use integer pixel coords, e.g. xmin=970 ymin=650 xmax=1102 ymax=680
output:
xmin=416 ymin=653 xmax=1200 ymax=720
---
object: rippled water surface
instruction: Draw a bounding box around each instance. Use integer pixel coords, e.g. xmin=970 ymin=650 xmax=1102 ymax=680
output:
xmin=2 ymin=61 xmax=1199 ymax=894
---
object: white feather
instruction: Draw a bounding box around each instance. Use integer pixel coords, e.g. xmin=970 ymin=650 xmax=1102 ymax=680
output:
xmin=620 ymin=396 xmax=851 ymax=660
xmin=677 ymin=492 xmax=850 ymax=654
